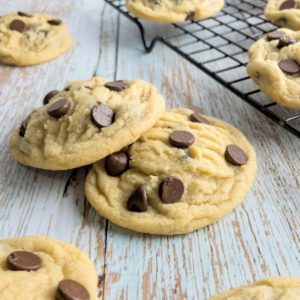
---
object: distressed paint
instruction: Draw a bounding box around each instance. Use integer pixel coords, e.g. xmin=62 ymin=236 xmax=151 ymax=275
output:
xmin=0 ymin=1 xmax=299 ymax=300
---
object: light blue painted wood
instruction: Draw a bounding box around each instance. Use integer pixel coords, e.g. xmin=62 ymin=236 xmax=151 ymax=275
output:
xmin=0 ymin=0 xmax=299 ymax=299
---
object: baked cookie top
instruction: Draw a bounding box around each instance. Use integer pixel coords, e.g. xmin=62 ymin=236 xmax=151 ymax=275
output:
xmin=126 ymin=0 xmax=224 ymax=23
xmin=0 ymin=12 xmax=72 ymax=66
xmin=85 ymin=108 xmax=257 ymax=235
xmin=210 ymin=277 xmax=300 ymax=299
xmin=265 ymin=0 xmax=300 ymax=30
xmin=247 ymin=28 xmax=300 ymax=108
xmin=0 ymin=236 xmax=98 ymax=300
xmin=9 ymin=77 xmax=165 ymax=170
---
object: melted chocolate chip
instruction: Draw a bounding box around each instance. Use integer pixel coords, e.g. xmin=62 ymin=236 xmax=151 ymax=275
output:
xmin=104 ymin=81 xmax=129 ymax=92
xmin=159 ymin=176 xmax=184 ymax=204
xmin=280 ymin=0 xmax=297 ymax=10
xmin=169 ymin=130 xmax=195 ymax=148
xmin=48 ymin=19 xmax=62 ymax=26
xmin=190 ymin=112 xmax=209 ymax=124
xmin=91 ymin=103 xmax=114 ymax=128
xmin=47 ymin=98 xmax=71 ymax=118
xmin=266 ymin=31 xmax=285 ymax=41
xmin=278 ymin=59 xmax=300 ymax=75
xmin=277 ymin=35 xmax=296 ymax=49
xmin=105 ymin=152 xmax=129 ymax=176
xmin=225 ymin=144 xmax=248 ymax=166
xmin=19 ymin=115 xmax=31 ymax=137
xmin=56 ymin=279 xmax=90 ymax=300
xmin=9 ymin=19 xmax=26 ymax=32
xmin=127 ymin=185 xmax=148 ymax=212
xmin=7 ymin=251 xmax=41 ymax=271
xmin=43 ymin=90 xmax=59 ymax=105
xmin=18 ymin=11 xmax=32 ymax=17
xmin=185 ymin=11 xmax=195 ymax=20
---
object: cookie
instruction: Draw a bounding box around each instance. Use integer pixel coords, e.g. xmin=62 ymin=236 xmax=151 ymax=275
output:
xmin=209 ymin=277 xmax=300 ymax=299
xmin=126 ymin=0 xmax=224 ymax=23
xmin=85 ymin=108 xmax=257 ymax=235
xmin=0 ymin=236 xmax=98 ymax=300
xmin=9 ymin=77 xmax=165 ymax=170
xmin=0 ymin=12 xmax=72 ymax=66
xmin=247 ymin=28 xmax=300 ymax=108
xmin=265 ymin=0 xmax=300 ymax=30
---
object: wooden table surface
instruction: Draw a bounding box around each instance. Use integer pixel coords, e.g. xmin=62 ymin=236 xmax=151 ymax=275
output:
xmin=0 ymin=0 xmax=299 ymax=299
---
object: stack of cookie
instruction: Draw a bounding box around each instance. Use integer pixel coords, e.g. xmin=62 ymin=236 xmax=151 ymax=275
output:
xmin=247 ymin=0 xmax=300 ymax=109
xmin=9 ymin=76 xmax=257 ymax=236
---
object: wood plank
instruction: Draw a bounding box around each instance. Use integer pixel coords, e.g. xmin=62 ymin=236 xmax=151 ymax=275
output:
xmin=102 ymin=9 xmax=300 ymax=300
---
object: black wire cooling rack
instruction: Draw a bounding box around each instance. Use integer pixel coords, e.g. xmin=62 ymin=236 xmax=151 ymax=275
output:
xmin=105 ymin=0 xmax=300 ymax=138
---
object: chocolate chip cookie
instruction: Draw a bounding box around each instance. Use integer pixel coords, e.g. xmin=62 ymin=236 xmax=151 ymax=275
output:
xmin=210 ymin=277 xmax=300 ymax=299
xmin=0 ymin=236 xmax=98 ymax=300
xmin=85 ymin=108 xmax=257 ymax=235
xmin=0 ymin=12 xmax=72 ymax=66
xmin=9 ymin=77 xmax=165 ymax=170
xmin=265 ymin=0 xmax=300 ymax=30
xmin=126 ymin=0 xmax=224 ymax=23
xmin=247 ymin=28 xmax=300 ymax=108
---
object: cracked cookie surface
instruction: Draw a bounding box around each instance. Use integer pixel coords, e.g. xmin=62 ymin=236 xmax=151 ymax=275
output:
xmin=9 ymin=77 xmax=165 ymax=170
xmin=126 ymin=0 xmax=224 ymax=23
xmin=247 ymin=28 xmax=300 ymax=108
xmin=85 ymin=108 xmax=256 ymax=235
xmin=0 ymin=236 xmax=98 ymax=300
xmin=0 ymin=12 xmax=72 ymax=66
xmin=210 ymin=277 xmax=300 ymax=300
xmin=265 ymin=0 xmax=300 ymax=30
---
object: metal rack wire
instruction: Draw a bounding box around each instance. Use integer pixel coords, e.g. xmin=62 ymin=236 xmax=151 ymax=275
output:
xmin=105 ymin=0 xmax=300 ymax=138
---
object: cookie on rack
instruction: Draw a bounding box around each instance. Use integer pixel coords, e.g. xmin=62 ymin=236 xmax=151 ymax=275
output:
xmin=126 ymin=0 xmax=224 ymax=23
xmin=85 ymin=108 xmax=257 ymax=235
xmin=209 ymin=277 xmax=300 ymax=299
xmin=0 ymin=236 xmax=98 ymax=300
xmin=265 ymin=0 xmax=300 ymax=30
xmin=9 ymin=77 xmax=165 ymax=170
xmin=247 ymin=28 xmax=300 ymax=108
xmin=0 ymin=12 xmax=73 ymax=66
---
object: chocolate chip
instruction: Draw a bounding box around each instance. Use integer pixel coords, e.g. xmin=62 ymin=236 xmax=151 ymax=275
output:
xmin=159 ymin=176 xmax=184 ymax=204
xmin=266 ymin=31 xmax=285 ymax=41
xmin=225 ymin=144 xmax=248 ymax=166
xmin=280 ymin=0 xmax=297 ymax=10
xmin=48 ymin=19 xmax=62 ymax=26
xmin=19 ymin=115 xmax=31 ymax=137
xmin=56 ymin=279 xmax=90 ymax=300
xmin=169 ymin=130 xmax=195 ymax=148
xmin=105 ymin=152 xmax=129 ymax=176
xmin=47 ymin=98 xmax=71 ymax=118
xmin=18 ymin=11 xmax=32 ymax=17
xmin=84 ymin=86 xmax=93 ymax=90
xmin=104 ymin=81 xmax=129 ymax=92
xmin=43 ymin=90 xmax=59 ymax=105
xmin=185 ymin=11 xmax=195 ymax=21
xmin=127 ymin=185 xmax=148 ymax=212
xmin=64 ymin=86 xmax=71 ymax=91
xmin=7 ymin=251 xmax=41 ymax=271
xmin=9 ymin=19 xmax=26 ymax=32
xmin=277 ymin=35 xmax=296 ymax=49
xmin=91 ymin=103 xmax=114 ymax=128
xmin=190 ymin=112 xmax=209 ymax=124
xmin=278 ymin=59 xmax=300 ymax=75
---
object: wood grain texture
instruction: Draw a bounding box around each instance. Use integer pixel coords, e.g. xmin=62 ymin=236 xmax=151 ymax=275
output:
xmin=0 ymin=1 xmax=299 ymax=299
